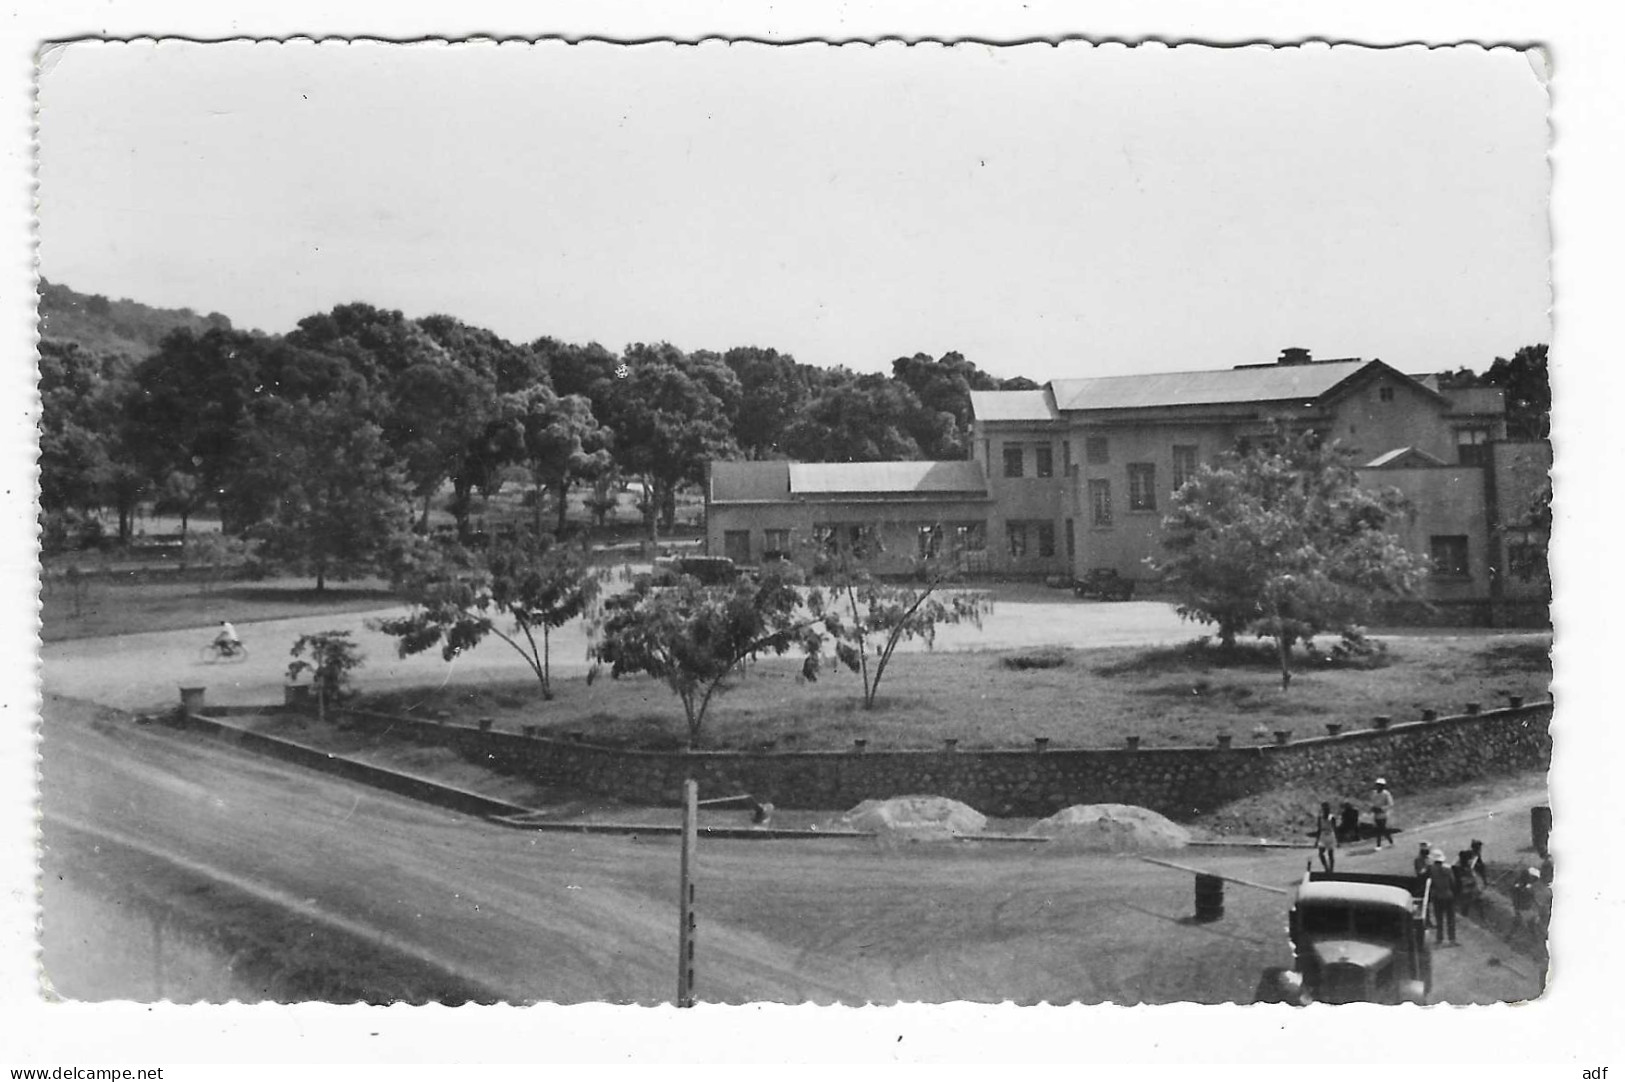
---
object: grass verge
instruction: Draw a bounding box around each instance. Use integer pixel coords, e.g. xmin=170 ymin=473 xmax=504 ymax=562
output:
xmin=354 ymin=633 xmax=1552 ymax=752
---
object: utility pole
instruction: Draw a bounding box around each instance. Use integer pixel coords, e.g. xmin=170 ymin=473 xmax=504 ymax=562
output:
xmin=677 ymin=778 xmax=698 ymax=1008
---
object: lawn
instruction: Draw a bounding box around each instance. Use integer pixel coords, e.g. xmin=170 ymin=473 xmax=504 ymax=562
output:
xmin=39 ymin=575 xmax=401 ymax=643
xmin=354 ymin=633 xmax=1553 ymax=752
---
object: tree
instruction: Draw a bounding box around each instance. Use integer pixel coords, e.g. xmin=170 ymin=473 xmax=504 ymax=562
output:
xmin=374 ymin=532 xmax=604 ymax=699
xmin=1482 ymin=344 xmax=1550 ymax=441
xmin=125 ymin=327 xmax=266 ymax=531
xmin=493 ymin=386 xmax=614 ymax=535
xmin=287 ymin=630 xmax=366 ymax=721
xmin=723 ymin=346 xmax=816 ymax=459
xmin=597 ymin=347 xmax=736 ymax=538
xmin=385 ymin=357 xmax=497 ymax=530
xmin=593 ymin=567 xmax=824 ymax=746
xmin=1155 ymin=427 xmax=1421 ymax=689
xmin=782 ymin=371 xmax=927 ymax=462
xmin=890 ymin=350 xmax=1005 ymax=459
xmin=240 ymin=396 xmax=414 ymax=590
xmin=812 ymin=554 xmax=992 ymax=709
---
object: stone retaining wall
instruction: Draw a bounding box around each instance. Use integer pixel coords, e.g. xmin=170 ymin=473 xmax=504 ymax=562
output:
xmin=324 ymin=700 xmax=1552 ymax=819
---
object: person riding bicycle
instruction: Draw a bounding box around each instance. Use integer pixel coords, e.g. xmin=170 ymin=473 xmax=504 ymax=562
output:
xmin=213 ymin=621 xmax=241 ymax=657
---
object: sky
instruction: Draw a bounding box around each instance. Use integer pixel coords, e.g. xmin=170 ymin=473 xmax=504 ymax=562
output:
xmin=36 ymin=40 xmax=1551 ymax=382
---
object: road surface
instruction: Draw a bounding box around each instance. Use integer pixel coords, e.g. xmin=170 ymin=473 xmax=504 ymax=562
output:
xmin=36 ymin=695 xmax=1542 ymax=1004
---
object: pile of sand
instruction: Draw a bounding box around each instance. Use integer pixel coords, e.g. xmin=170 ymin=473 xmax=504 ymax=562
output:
xmin=835 ymin=795 xmax=988 ymax=841
xmin=1028 ymin=803 xmax=1192 ymax=852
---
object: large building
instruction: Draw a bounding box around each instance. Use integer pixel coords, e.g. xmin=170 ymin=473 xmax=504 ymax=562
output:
xmin=705 ymin=351 xmax=1551 ymax=624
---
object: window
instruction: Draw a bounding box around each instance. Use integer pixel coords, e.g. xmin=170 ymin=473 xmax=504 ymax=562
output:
xmin=812 ymin=524 xmax=839 ymax=556
xmin=1062 ymin=441 xmax=1072 ymax=474
xmin=954 ymin=522 xmax=987 ymax=552
xmin=1007 ymin=522 xmax=1028 ymax=558
xmin=1065 ymin=518 xmax=1076 ymax=560
xmin=1085 ymin=436 xmax=1110 ymax=464
xmin=848 ymin=523 xmax=879 ymax=558
xmin=1128 ymin=463 xmax=1158 ymax=511
xmin=1037 ymin=522 xmax=1056 ymax=558
xmin=917 ymin=524 xmax=943 ymax=559
xmin=1457 ymin=427 xmax=1491 ymax=467
xmin=1172 ymin=445 xmax=1198 ymax=491
xmin=1003 ymin=445 xmax=1025 ymax=478
xmin=1035 ymin=445 xmax=1054 ymax=478
xmin=1506 ymin=531 xmax=1547 ymax=583
xmin=1430 ymin=535 xmax=1470 ymax=579
xmin=1089 ymin=479 xmax=1113 ymax=528
xmin=723 ymin=530 xmax=751 ymax=564
xmin=1379 ymin=385 xmax=1396 ymax=402
xmin=763 ymin=529 xmax=790 ymax=560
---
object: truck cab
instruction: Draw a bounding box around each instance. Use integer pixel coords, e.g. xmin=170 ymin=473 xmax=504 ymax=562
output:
xmin=1269 ymin=872 xmax=1433 ymax=1005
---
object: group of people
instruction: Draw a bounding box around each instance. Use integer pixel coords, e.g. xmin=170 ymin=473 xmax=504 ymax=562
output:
xmin=1411 ymin=839 xmax=1490 ymax=946
xmin=1308 ymin=780 xmax=1550 ymax=949
xmin=1311 ymin=777 xmax=1397 ymax=873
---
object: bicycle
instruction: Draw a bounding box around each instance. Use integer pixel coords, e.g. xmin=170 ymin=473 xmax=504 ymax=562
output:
xmin=199 ymin=639 xmax=249 ymax=664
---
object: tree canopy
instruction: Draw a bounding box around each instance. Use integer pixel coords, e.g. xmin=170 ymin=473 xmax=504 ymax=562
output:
xmin=1155 ymin=427 xmax=1421 ymax=688
xmin=375 ymin=532 xmax=603 ymax=699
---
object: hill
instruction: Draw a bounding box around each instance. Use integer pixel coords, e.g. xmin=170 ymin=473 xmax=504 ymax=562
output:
xmin=38 ymin=277 xmax=239 ymax=359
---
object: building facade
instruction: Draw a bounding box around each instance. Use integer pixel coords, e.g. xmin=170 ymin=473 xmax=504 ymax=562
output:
xmin=704 ymin=352 xmax=1550 ymax=623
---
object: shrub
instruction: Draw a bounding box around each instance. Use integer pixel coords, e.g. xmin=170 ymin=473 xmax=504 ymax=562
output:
xmin=1002 ymin=648 xmax=1069 ymax=671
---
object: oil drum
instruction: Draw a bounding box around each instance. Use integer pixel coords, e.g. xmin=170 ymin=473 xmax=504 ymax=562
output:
xmin=1195 ymin=873 xmax=1225 ymax=922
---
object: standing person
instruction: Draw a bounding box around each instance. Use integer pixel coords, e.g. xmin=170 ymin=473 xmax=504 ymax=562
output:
xmin=1469 ymin=840 xmax=1490 ymax=886
xmin=1426 ymin=849 xmax=1458 ymax=946
xmin=1511 ymin=867 xmax=1539 ymax=930
xmin=1413 ymin=841 xmax=1434 ymax=878
xmin=1314 ymin=802 xmax=1340 ymax=873
xmin=1453 ymin=850 xmax=1482 ymax=919
xmin=1338 ymin=802 xmax=1361 ymax=844
xmin=1369 ymin=778 xmax=1396 ymax=848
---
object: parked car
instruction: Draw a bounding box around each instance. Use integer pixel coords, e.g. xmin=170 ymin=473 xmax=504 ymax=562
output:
xmin=1073 ymin=568 xmax=1136 ymax=601
xmin=651 ymin=555 xmax=740 ymax=586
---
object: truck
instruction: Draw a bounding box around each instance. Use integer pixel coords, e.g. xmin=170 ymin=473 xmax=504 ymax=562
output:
xmin=1260 ymin=871 xmax=1433 ymax=1005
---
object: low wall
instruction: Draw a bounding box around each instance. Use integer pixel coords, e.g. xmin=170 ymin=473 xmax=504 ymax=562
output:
xmin=323 ymin=701 xmax=1552 ymax=820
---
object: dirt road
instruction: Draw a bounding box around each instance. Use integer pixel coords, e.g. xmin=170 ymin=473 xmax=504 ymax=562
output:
xmin=39 ymin=599 xmax=1196 ymax=712
xmin=37 ymin=697 xmax=1541 ymax=1004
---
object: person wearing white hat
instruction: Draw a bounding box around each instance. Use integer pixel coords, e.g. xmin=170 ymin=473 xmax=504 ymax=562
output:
xmin=1369 ymin=778 xmax=1395 ymax=848
xmin=1426 ymin=849 xmax=1458 ymax=945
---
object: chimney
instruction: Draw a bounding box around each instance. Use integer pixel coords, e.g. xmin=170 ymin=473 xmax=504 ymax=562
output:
xmin=1278 ymin=347 xmax=1313 ymax=366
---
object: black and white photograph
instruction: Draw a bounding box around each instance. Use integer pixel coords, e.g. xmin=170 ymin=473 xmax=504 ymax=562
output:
xmin=29 ymin=36 xmax=1558 ymax=1012
xmin=10 ymin=8 xmax=1621 ymax=1065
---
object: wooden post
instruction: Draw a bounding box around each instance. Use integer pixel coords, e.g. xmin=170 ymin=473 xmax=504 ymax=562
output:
xmin=677 ymin=778 xmax=698 ymax=1008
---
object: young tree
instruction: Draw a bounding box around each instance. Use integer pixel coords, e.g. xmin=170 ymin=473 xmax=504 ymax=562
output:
xmin=810 ymin=550 xmax=992 ymax=710
xmin=374 ymin=532 xmax=604 ymax=699
xmin=287 ymin=630 xmax=366 ymax=721
xmin=1155 ymin=427 xmax=1421 ymax=689
xmin=593 ymin=567 xmax=823 ymax=746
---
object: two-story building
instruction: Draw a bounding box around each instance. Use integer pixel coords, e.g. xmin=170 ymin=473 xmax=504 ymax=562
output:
xmin=704 ymin=350 xmax=1550 ymax=624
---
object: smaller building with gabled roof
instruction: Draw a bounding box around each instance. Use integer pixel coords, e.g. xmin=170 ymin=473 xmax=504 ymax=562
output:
xmin=706 ymin=457 xmax=995 ymax=572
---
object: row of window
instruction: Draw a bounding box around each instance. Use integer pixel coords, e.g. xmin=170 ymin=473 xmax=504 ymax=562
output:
xmin=724 ymin=525 xmax=1498 ymax=579
xmin=1003 ymin=441 xmax=1202 ymax=497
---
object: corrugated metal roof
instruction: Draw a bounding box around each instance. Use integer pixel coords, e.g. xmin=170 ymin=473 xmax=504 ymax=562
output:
xmin=789 ymin=460 xmax=987 ymax=495
xmin=968 ymin=388 xmax=1058 ymax=422
xmin=1050 ymin=360 xmax=1372 ymax=411
xmin=709 ymin=460 xmax=790 ymax=502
